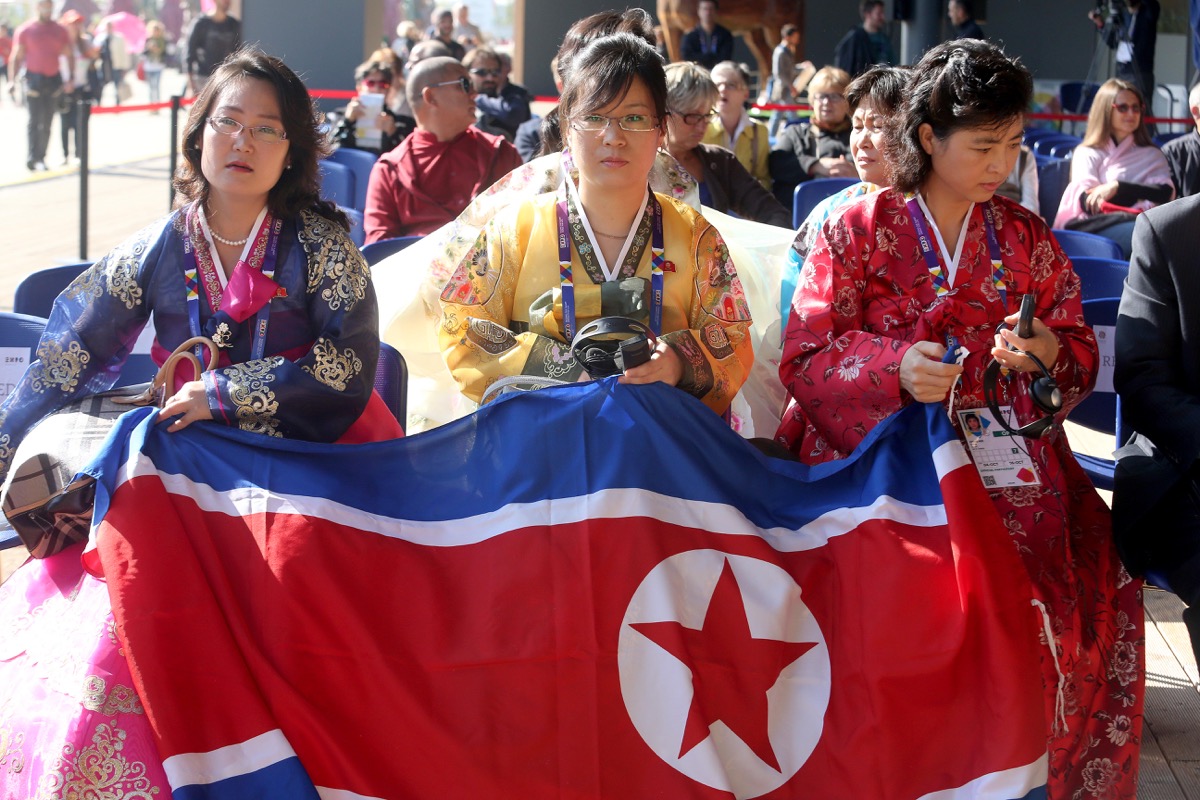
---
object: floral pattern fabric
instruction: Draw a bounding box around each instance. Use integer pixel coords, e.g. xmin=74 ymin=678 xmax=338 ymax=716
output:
xmin=775 ymin=188 xmax=1144 ymax=799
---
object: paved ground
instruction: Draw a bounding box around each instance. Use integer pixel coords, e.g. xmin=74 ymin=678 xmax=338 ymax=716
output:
xmin=0 ymin=76 xmax=1197 ymax=795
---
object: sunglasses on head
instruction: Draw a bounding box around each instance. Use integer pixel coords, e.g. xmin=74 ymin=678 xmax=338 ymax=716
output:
xmin=1112 ymin=102 xmax=1143 ymax=114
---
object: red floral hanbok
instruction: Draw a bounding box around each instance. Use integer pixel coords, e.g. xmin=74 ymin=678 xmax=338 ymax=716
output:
xmin=776 ymin=188 xmax=1143 ymax=799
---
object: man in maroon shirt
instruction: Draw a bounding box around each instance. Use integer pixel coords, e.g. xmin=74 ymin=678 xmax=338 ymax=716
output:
xmin=364 ymin=57 xmax=521 ymax=243
xmin=7 ymin=0 xmax=73 ymax=171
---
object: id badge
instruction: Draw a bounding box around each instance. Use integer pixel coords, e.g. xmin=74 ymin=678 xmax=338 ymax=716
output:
xmin=957 ymin=407 xmax=1042 ymax=490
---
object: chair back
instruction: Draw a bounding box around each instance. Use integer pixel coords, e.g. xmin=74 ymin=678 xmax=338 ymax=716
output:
xmin=341 ymin=207 xmax=366 ymax=248
xmin=1030 ymin=135 xmax=1080 ymax=158
xmin=1153 ymin=131 xmax=1185 ymax=148
xmin=1051 ymin=228 xmax=1125 ymax=260
xmin=1059 ymin=81 xmax=1100 ymax=134
xmin=1023 ymin=127 xmax=1062 ymax=145
xmin=326 ymin=147 xmax=379 ymax=211
xmin=1071 ymin=256 xmax=1129 ymax=302
xmin=0 ymin=312 xmax=48 ymax=394
xmin=1046 ymin=140 xmax=1080 ymax=160
xmin=792 ymin=177 xmax=859 ymax=229
xmin=375 ymin=341 xmax=408 ymax=431
xmin=361 ymin=235 xmax=422 ymax=266
xmin=318 ymin=159 xmax=356 ymax=209
xmin=13 ymin=262 xmax=91 ymax=319
xmin=1037 ymin=159 xmax=1072 ymax=221
xmin=1067 ymin=297 xmax=1121 ymax=490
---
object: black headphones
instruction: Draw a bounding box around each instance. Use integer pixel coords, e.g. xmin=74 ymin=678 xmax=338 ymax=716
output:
xmin=981 ymin=348 xmax=1062 ymax=438
xmin=570 ymin=317 xmax=656 ymax=378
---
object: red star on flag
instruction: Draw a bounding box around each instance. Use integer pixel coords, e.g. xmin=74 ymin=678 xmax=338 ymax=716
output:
xmin=631 ymin=558 xmax=817 ymax=772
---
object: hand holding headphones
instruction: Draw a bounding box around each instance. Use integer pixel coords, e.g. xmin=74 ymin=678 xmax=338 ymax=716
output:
xmin=983 ymin=295 xmax=1063 ymax=438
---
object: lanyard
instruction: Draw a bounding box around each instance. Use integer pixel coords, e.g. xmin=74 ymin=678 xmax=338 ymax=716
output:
xmin=184 ymin=207 xmax=282 ymax=361
xmin=904 ymin=195 xmax=1007 ymax=307
xmin=555 ymin=190 xmax=665 ymax=340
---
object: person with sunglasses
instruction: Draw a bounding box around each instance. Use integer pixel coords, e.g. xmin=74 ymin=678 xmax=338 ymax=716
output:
xmin=364 ymin=56 xmax=522 ymax=243
xmin=0 ymin=48 xmax=405 ymax=797
xmin=332 ymin=55 xmax=415 ymax=155
xmin=439 ymin=33 xmax=753 ymax=414
xmin=1053 ymin=77 xmax=1173 ymax=258
xmin=662 ymin=61 xmax=790 ymax=227
xmin=464 ymin=46 xmax=531 ymax=141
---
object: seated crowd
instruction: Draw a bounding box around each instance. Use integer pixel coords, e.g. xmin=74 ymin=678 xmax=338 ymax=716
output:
xmin=13 ymin=5 xmax=1200 ymax=799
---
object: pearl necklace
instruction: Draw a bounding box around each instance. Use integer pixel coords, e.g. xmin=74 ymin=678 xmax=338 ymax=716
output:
xmin=210 ymin=226 xmax=249 ymax=247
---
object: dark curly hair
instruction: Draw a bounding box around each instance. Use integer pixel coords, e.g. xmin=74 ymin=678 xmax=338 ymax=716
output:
xmin=845 ymin=64 xmax=909 ymax=117
xmin=886 ymin=39 xmax=1032 ymax=194
xmin=173 ymin=47 xmax=348 ymax=230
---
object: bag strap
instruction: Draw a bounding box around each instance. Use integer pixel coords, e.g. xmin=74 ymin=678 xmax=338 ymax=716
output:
xmin=113 ymin=336 xmax=219 ymax=407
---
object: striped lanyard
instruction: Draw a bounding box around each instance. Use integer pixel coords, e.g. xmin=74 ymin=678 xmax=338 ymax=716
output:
xmin=904 ymin=195 xmax=1007 ymax=308
xmin=555 ymin=190 xmax=665 ymax=341
xmin=184 ymin=208 xmax=282 ymax=362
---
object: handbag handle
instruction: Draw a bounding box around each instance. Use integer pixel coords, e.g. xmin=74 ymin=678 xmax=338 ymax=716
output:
xmin=113 ymin=336 xmax=219 ymax=408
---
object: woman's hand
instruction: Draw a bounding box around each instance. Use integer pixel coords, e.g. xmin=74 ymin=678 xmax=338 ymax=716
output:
xmin=1084 ymin=180 xmax=1119 ymax=214
xmin=992 ymin=313 xmax=1061 ymax=372
xmin=156 ymin=380 xmax=214 ymax=432
xmin=345 ymin=98 xmax=364 ymax=121
xmin=619 ymin=339 xmax=683 ymax=388
xmin=899 ymin=341 xmax=963 ymax=403
xmin=377 ymin=112 xmax=397 ymax=135
xmin=814 ymin=156 xmax=857 ymax=178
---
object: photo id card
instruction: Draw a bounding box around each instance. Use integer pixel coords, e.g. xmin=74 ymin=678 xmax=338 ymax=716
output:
xmin=957 ymin=406 xmax=1041 ymax=490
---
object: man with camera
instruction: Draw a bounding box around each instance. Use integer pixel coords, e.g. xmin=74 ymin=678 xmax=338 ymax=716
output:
xmin=1089 ymin=0 xmax=1159 ymax=100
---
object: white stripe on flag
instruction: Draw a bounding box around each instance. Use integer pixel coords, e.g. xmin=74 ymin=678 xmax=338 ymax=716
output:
xmin=162 ymin=729 xmax=296 ymax=788
xmin=917 ymin=756 xmax=1048 ymax=800
xmin=317 ymin=788 xmax=386 ymax=800
xmin=932 ymin=438 xmax=972 ymax=482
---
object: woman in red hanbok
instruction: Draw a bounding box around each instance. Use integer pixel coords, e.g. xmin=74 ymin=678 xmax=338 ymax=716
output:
xmin=776 ymin=39 xmax=1143 ymax=799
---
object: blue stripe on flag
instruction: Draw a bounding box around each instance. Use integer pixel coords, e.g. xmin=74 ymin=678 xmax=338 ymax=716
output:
xmin=171 ymin=756 xmax=318 ymax=800
xmin=87 ymin=382 xmax=965 ymax=533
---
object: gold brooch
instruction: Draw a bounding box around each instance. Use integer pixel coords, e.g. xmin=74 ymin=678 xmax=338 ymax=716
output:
xmin=212 ymin=322 xmax=233 ymax=349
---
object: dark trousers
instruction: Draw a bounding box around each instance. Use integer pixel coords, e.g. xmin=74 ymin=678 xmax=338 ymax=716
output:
xmin=1139 ymin=463 xmax=1200 ymax=667
xmin=59 ymin=90 xmax=88 ymax=160
xmin=24 ymin=73 xmax=63 ymax=164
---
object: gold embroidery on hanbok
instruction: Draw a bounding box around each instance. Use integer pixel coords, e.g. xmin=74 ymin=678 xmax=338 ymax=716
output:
xmin=81 ymin=676 xmax=145 ymax=716
xmin=29 ymin=341 xmax=92 ymax=394
xmin=0 ymin=725 xmax=25 ymax=774
xmin=35 ymin=723 xmax=159 ymax=799
xmin=303 ymin=339 xmax=362 ymax=392
xmin=298 ymin=210 xmax=368 ymax=311
xmin=223 ymin=359 xmax=282 ymax=436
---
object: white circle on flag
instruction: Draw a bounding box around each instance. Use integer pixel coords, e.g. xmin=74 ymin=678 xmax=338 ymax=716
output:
xmin=617 ymin=549 xmax=830 ymax=799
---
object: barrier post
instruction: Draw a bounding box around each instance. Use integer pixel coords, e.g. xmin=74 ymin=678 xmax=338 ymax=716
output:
xmin=169 ymin=95 xmax=182 ymax=209
xmin=78 ymin=98 xmax=91 ymax=262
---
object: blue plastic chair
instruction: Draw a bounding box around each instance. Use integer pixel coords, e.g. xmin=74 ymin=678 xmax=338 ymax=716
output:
xmin=326 ymin=147 xmax=378 ymax=211
xmin=792 ymin=177 xmax=859 ymax=229
xmin=1060 ymin=81 xmax=1101 ymax=120
xmin=375 ymin=341 xmax=407 ymax=431
xmin=319 ymin=159 xmax=356 ymax=209
xmin=1153 ymin=131 xmax=1186 ymax=148
xmin=361 ymin=235 xmax=421 ymax=266
xmin=1023 ymin=127 xmax=1063 ymax=145
xmin=1068 ymin=297 xmax=1122 ymax=490
xmin=341 ymin=207 xmax=366 ymax=248
xmin=1031 ymin=135 xmax=1081 ymax=158
xmin=13 ymin=262 xmax=90 ymax=319
xmin=1051 ymin=228 xmax=1125 ymax=260
xmin=1037 ymin=159 xmax=1072 ymax=221
xmin=1046 ymin=140 xmax=1080 ymax=160
xmin=1070 ymin=257 xmax=1129 ymax=302
xmin=0 ymin=312 xmax=50 ymax=551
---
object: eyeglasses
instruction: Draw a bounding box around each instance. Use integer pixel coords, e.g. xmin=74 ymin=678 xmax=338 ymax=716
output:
xmin=1112 ymin=102 xmax=1143 ymax=114
xmin=363 ymin=79 xmax=392 ymax=90
xmin=813 ymin=92 xmax=846 ymax=103
xmin=469 ymin=68 xmax=500 ymax=77
xmin=207 ymin=116 xmax=287 ymax=144
xmin=670 ymin=109 xmax=716 ymax=126
xmin=433 ymin=76 xmax=472 ymax=94
xmin=570 ymin=113 xmax=659 ymax=133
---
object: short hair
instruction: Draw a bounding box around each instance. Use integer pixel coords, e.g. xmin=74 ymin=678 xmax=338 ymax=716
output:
xmin=1081 ymin=78 xmax=1153 ymax=148
xmin=808 ymin=66 xmax=851 ymax=96
xmin=711 ymin=60 xmax=750 ymax=90
xmin=463 ymin=46 xmax=500 ymax=71
xmin=699 ymin=0 xmax=719 ymax=8
xmin=845 ymin=64 xmax=909 ymax=115
xmin=407 ymin=40 xmax=451 ymax=67
xmin=860 ymin=0 xmax=884 ymax=15
xmin=781 ymin=23 xmax=799 ymax=38
xmin=354 ymin=58 xmax=395 ymax=84
xmin=887 ymin=39 xmax=1032 ymax=193
xmin=664 ymin=61 xmax=719 ymax=113
xmin=175 ymin=47 xmax=346 ymax=229
xmin=559 ymin=33 xmax=668 ymax=127
xmin=1189 ymin=80 xmax=1200 ymax=111
xmin=407 ymin=56 xmax=462 ymax=108
xmin=950 ymin=0 xmax=974 ymax=16
xmin=433 ymin=8 xmax=452 ymax=23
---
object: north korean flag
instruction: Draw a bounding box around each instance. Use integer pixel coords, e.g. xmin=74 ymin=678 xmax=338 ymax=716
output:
xmin=87 ymin=380 xmax=1049 ymax=800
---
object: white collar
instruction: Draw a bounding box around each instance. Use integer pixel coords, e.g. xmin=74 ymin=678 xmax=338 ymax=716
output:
xmin=564 ymin=177 xmax=649 ymax=283
xmin=915 ymin=194 xmax=972 ymax=288
xmin=197 ymin=205 xmax=269 ymax=286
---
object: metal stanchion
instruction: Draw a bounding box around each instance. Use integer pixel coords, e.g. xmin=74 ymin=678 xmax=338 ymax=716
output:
xmin=169 ymin=95 xmax=182 ymax=210
xmin=78 ymin=98 xmax=91 ymax=262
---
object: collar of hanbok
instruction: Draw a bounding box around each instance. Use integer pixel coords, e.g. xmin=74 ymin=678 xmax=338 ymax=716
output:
xmin=190 ymin=203 xmax=284 ymax=332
